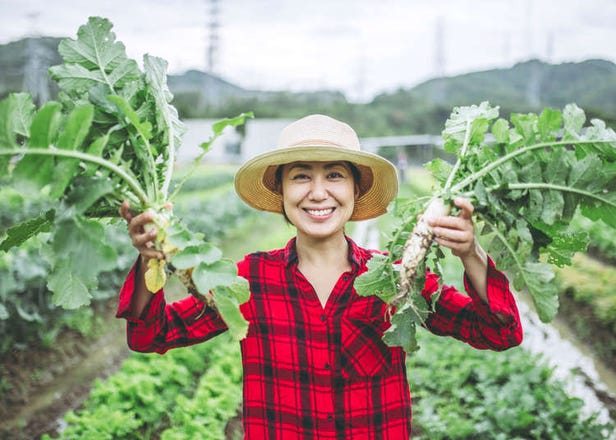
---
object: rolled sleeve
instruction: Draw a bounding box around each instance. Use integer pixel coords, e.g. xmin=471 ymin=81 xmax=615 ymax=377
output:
xmin=115 ymin=259 xmax=228 ymax=354
xmin=423 ymin=257 xmax=523 ymax=350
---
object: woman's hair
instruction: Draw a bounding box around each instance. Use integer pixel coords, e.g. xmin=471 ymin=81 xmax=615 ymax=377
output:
xmin=274 ymin=161 xmax=361 ymax=224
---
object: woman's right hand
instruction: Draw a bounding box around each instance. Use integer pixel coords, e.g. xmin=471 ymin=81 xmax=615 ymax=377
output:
xmin=119 ymin=201 xmax=165 ymax=262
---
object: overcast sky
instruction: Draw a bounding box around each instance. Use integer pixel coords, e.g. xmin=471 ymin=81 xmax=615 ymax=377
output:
xmin=1 ymin=0 xmax=615 ymax=101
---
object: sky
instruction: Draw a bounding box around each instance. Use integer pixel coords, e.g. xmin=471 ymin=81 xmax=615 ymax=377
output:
xmin=1 ymin=0 xmax=615 ymax=102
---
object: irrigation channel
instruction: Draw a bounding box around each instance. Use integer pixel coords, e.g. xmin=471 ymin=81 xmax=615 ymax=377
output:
xmin=351 ymin=219 xmax=616 ymax=428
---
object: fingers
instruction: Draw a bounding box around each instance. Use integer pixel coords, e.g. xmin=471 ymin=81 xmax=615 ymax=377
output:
xmin=427 ymin=198 xmax=475 ymax=255
xmin=119 ymin=200 xmax=133 ymax=222
xmin=120 ymin=202 xmax=164 ymax=260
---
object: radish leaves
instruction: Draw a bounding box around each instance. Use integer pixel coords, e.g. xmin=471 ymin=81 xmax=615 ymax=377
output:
xmin=356 ymin=102 xmax=616 ymax=353
xmin=0 ymin=17 xmax=252 ymax=340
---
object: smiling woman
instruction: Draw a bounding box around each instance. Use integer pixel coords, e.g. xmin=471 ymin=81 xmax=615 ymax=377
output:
xmin=117 ymin=113 xmax=524 ymax=439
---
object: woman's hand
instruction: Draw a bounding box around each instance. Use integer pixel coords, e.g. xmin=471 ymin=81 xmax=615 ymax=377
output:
xmin=427 ymin=197 xmax=491 ymax=303
xmin=119 ymin=201 xmax=164 ymax=262
xmin=426 ymin=197 xmax=478 ymax=259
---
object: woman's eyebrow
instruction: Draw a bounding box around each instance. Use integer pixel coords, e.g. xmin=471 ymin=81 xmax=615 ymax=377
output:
xmin=286 ymin=162 xmax=347 ymax=171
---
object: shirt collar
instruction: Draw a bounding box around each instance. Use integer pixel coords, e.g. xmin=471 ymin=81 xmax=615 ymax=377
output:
xmin=282 ymin=235 xmax=371 ymax=272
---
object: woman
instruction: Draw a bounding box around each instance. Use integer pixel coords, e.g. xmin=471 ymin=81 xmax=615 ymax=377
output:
xmin=117 ymin=114 xmax=523 ymax=439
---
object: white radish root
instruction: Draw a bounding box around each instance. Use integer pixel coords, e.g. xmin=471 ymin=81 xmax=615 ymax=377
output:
xmin=390 ymin=198 xmax=451 ymax=311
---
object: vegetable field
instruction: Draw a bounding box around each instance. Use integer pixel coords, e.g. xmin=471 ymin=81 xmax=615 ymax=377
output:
xmin=2 ymin=166 xmax=616 ymax=439
xmin=1 ymin=16 xmax=616 ymax=440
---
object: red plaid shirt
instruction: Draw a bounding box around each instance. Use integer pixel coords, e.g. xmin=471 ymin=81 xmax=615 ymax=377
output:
xmin=117 ymin=237 xmax=522 ymax=439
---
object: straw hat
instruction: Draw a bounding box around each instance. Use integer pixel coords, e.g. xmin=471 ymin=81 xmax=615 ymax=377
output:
xmin=234 ymin=114 xmax=398 ymax=221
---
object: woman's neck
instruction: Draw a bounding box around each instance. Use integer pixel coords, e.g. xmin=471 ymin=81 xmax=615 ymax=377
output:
xmin=295 ymin=232 xmax=349 ymax=268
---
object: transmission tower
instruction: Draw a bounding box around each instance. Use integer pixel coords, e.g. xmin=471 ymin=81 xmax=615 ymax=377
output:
xmin=206 ymin=0 xmax=221 ymax=74
xmin=22 ymin=11 xmax=51 ymax=104
xmin=432 ymin=16 xmax=446 ymax=105
xmin=434 ymin=16 xmax=445 ymax=78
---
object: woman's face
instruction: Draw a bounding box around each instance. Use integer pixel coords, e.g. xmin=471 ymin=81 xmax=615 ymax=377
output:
xmin=280 ymin=161 xmax=358 ymax=240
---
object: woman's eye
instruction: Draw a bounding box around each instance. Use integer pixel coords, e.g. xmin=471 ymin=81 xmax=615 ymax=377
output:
xmin=291 ymin=173 xmax=310 ymax=180
xmin=328 ymin=171 xmax=344 ymax=179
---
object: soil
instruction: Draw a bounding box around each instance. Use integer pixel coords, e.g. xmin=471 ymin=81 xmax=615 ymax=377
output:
xmin=0 ymin=301 xmax=130 ymax=440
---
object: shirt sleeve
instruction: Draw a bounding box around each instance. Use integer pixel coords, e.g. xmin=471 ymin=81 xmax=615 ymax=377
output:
xmin=421 ymin=257 xmax=523 ymax=351
xmin=115 ymin=259 xmax=228 ymax=354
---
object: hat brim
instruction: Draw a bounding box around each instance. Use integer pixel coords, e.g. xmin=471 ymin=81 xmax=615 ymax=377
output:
xmin=234 ymin=145 xmax=398 ymax=221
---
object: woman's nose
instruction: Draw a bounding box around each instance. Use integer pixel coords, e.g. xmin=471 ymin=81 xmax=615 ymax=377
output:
xmin=308 ymin=177 xmax=328 ymax=200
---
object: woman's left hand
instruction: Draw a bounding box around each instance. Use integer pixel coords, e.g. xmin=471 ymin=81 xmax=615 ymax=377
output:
xmin=426 ymin=197 xmax=478 ymax=259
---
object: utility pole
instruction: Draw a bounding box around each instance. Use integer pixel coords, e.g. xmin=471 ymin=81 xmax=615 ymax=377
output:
xmin=206 ymin=0 xmax=221 ymax=75
xmin=434 ymin=15 xmax=445 ymax=78
xmin=22 ymin=11 xmax=51 ymax=105
xmin=433 ymin=16 xmax=446 ymax=105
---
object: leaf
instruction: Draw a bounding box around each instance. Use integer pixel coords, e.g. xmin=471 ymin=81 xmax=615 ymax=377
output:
xmin=442 ymin=102 xmax=499 ymax=153
xmin=48 ymin=259 xmax=92 ymax=309
xmin=354 ymin=253 xmax=397 ymax=304
xmin=12 ymin=101 xmax=63 ymax=191
xmin=65 ymin=177 xmax=115 ymax=215
xmin=171 ymin=244 xmax=223 ymax=270
xmin=49 ymin=17 xmax=140 ymax=93
xmin=165 ymin=222 xmax=204 ymax=249
xmin=143 ymin=55 xmax=185 ymax=154
xmin=49 ymin=217 xmax=117 ymax=307
xmin=382 ymin=303 xmax=424 ymax=354
xmin=108 ymin=95 xmax=153 ymax=140
xmin=425 ymin=158 xmax=453 ymax=185
xmin=50 ymin=104 xmax=95 ymax=198
xmin=540 ymin=190 xmax=564 ymax=225
xmin=145 ymin=259 xmax=167 ymax=293
xmin=537 ymin=108 xmax=562 ymax=142
xmin=0 ymin=210 xmax=55 ymax=252
xmin=0 ymin=93 xmax=36 ymax=172
xmin=523 ymin=262 xmax=559 ymax=322
xmin=546 ymin=231 xmax=589 ymax=267
xmin=491 ymin=118 xmax=510 ymax=144
xmin=510 ymin=112 xmax=538 ymax=143
xmin=192 ymin=259 xmax=239 ymax=294
xmin=562 ymin=103 xmax=586 ymax=139
xmin=212 ymin=277 xmax=251 ymax=340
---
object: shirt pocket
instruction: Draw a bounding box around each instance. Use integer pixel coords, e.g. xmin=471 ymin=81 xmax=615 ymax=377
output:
xmin=339 ymin=317 xmax=392 ymax=379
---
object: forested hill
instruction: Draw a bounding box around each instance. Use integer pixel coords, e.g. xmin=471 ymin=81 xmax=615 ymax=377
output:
xmin=407 ymin=59 xmax=616 ymax=120
xmin=1 ymin=35 xmax=615 ymax=136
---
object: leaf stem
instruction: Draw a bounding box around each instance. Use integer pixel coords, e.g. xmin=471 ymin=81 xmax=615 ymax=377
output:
xmin=449 ymin=139 xmax=612 ymax=194
xmin=1 ymin=147 xmax=149 ymax=205
xmin=443 ymin=119 xmax=472 ymax=192
xmin=461 ymin=181 xmax=615 ymax=208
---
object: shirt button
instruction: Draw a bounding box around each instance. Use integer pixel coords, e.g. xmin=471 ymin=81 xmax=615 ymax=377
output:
xmin=327 ymin=414 xmax=333 ymax=421
xmin=320 ymin=315 xmax=326 ymax=322
xmin=324 ymin=363 xmax=331 ymax=370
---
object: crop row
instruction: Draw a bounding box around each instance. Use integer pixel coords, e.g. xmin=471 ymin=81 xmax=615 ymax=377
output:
xmin=409 ymin=332 xmax=614 ymax=439
xmin=41 ymin=333 xmax=241 ymax=440
xmin=47 ymin=324 xmax=613 ymax=439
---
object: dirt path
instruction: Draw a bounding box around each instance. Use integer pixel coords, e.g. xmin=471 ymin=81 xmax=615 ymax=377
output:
xmin=0 ymin=302 xmax=130 ymax=439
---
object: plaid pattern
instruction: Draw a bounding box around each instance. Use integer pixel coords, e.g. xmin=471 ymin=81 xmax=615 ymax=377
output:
xmin=117 ymin=237 xmax=522 ymax=439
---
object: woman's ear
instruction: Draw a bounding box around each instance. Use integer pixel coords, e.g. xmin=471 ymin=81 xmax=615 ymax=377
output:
xmin=354 ymin=183 xmax=360 ymax=200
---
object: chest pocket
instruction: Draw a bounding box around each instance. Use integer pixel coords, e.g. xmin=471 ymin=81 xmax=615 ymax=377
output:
xmin=339 ymin=296 xmax=392 ymax=379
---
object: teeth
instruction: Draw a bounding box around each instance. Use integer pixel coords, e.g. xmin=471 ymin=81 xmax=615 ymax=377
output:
xmin=307 ymin=208 xmax=333 ymax=217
